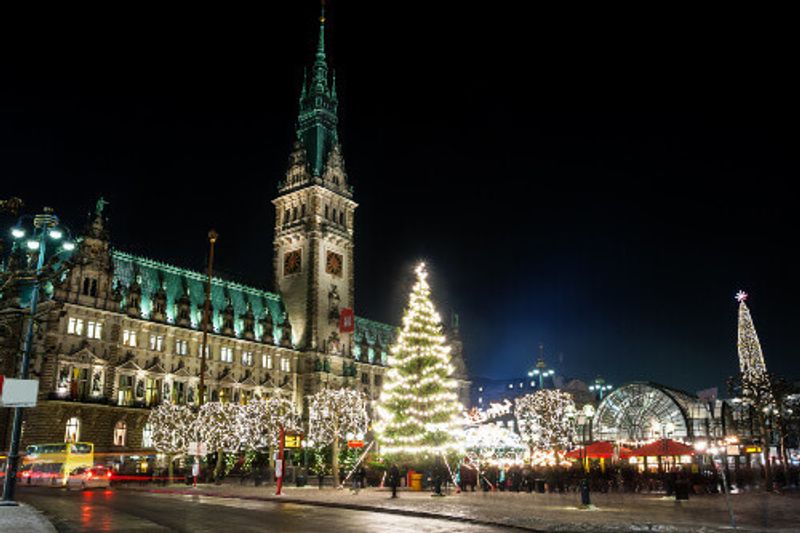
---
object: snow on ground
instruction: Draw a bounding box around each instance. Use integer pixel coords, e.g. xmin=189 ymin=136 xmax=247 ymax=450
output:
xmin=0 ymin=502 xmax=57 ymax=533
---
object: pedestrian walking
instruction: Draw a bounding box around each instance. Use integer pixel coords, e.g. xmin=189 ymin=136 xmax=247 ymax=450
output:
xmin=389 ymin=463 xmax=400 ymax=499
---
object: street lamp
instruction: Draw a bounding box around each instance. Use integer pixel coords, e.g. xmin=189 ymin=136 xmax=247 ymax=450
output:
xmin=527 ymin=345 xmax=556 ymax=389
xmin=2 ymin=207 xmax=74 ymax=505
xmin=588 ymin=377 xmax=613 ymax=400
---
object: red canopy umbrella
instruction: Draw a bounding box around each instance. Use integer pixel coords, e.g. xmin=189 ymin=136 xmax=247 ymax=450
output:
xmin=565 ymin=441 xmax=633 ymax=460
xmin=631 ymin=439 xmax=695 ymax=457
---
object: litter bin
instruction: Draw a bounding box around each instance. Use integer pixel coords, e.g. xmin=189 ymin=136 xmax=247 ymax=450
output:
xmin=534 ymin=479 xmax=546 ymax=493
xmin=296 ymin=473 xmax=307 ymax=487
xmin=410 ymin=473 xmax=424 ymax=491
xmin=674 ymin=480 xmax=690 ymax=500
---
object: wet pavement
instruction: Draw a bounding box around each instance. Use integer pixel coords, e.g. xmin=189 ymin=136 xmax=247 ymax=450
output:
xmin=17 ymin=486 xmax=506 ymax=533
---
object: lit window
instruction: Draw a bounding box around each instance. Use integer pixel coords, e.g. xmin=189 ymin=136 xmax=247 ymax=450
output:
xmin=280 ymin=357 xmax=291 ymax=372
xmin=478 ymin=397 xmax=483 ymax=404
xmin=117 ymin=374 xmax=134 ymax=406
xmin=67 ymin=317 xmax=84 ymax=336
xmin=242 ymin=351 xmax=253 ymax=366
xmin=123 ymin=329 xmax=137 ymax=347
xmin=198 ymin=344 xmax=210 ymax=358
xmin=142 ymin=423 xmax=154 ymax=448
xmin=149 ymin=335 xmax=164 ymax=352
xmin=65 ymin=417 xmax=80 ymax=443
xmin=221 ymin=347 xmax=233 ymax=363
xmin=263 ymin=354 xmax=273 ymax=369
xmin=176 ymin=339 xmax=188 ymax=355
xmin=86 ymin=321 xmax=102 ymax=340
xmin=113 ymin=421 xmax=127 ymax=446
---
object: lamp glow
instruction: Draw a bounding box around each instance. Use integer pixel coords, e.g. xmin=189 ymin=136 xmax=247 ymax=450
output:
xmin=11 ymin=227 xmax=25 ymax=239
xmin=62 ymin=241 xmax=76 ymax=251
xmin=49 ymin=229 xmax=63 ymax=240
xmin=26 ymin=240 xmax=40 ymax=250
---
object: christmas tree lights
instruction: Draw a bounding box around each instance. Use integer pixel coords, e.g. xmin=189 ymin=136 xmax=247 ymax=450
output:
xmin=515 ymin=390 xmax=576 ymax=455
xmin=375 ymin=262 xmax=464 ymax=457
xmin=148 ymin=403 xmax=195 ymax=455
xmin=735 ymin=291 xmax=773 ymax=405
xmin=308 ymin=388 xmax=369 ymax=485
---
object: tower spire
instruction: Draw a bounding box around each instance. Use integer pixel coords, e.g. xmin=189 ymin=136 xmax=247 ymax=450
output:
xmin=292 ymin=0 xmax=340 ymax=180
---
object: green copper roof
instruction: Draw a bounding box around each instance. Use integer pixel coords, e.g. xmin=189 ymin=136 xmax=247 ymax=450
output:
xmin=296 ymin=4 xmax=339 ymax=177
xmin=354 ymin=316 xmax=396 ymax=364
xmin=111 ymin=250 xmax=287 ymax=342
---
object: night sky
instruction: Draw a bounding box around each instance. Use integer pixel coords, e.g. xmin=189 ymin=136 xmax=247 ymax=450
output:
xmin=2 ymin=3 xmax=797 ymax=394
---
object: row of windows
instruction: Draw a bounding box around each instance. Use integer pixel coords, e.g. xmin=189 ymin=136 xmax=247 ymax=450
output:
xmin=67 ymin=318 xmax=102 ymax=339
xmin=67 ymin=316 xmax=290 ymax=370
xmin=281 ymin=204 xmax=347 ymax=226
xmin=65 ymin=416 xmax=152 ymax=448
xmin=324 ymin=204 xmax=346 ymax=226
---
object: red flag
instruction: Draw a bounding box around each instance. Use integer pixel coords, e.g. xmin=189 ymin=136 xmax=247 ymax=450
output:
xmin=339 ymin=308 xmax=355 ymax=333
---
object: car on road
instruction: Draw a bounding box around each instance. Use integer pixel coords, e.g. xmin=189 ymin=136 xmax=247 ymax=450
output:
xmin=66 ymin=466 xmax=112 ymax=490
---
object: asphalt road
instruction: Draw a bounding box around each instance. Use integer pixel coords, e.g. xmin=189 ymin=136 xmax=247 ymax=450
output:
xmin=17 ymin=486 xmax=506 ymax=533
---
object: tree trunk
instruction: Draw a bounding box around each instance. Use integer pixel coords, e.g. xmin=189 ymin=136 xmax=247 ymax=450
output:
xmin=332 ymin=438 xmax=340 ymax=487
xmin=168 ymin=454 xmax=175 ymax=486
xmin=214 ymin=450 xmax=225 ymax=483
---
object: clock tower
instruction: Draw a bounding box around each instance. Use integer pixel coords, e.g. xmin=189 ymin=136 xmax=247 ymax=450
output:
xmin=273 ymin=7 xmax=356 ymax=354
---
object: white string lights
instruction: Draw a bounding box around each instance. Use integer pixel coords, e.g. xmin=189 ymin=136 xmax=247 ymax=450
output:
xmin=375 ymin=263 xmax=464 ymax=456
xmin=514 ymin=390 xmax=576 ymax=455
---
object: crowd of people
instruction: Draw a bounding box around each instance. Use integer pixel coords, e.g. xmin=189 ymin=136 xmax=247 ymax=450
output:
xmin=450 ymin=462 xmax=800 ymax=494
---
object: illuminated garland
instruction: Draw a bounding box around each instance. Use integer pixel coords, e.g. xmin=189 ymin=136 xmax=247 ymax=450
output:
xmin=241 ymin=397 xmax=301 ymax=449
xmin=307 ymin=388 xmax=369 ymax=446
xmin=514 ymin=390 xmax=576 ymax=453
xmin=148 ymin=403 xmax=195 ymax=455
xmin=375 ymin=263 xmax=464 ymax=456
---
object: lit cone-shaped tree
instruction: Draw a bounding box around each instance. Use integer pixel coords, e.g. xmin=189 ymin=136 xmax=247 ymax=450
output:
xmin=734 ymin=290 xmax=776 ymax=490
xmin=376 ymin=263 xmax=464 ymax=460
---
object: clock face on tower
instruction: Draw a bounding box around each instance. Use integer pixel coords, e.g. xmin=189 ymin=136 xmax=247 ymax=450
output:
xmin=284 ymin=250 xmax=302 ymax=276
xmin=326 ymin=251 xmax=343 ymax=277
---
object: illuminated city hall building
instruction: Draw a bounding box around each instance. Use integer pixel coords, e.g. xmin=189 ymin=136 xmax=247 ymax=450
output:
xmin=0 ymin=16 xmax=469 ymax=453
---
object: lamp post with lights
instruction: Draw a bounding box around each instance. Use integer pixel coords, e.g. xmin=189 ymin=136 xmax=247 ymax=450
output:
xmin=2 ymin=207 xmax=74 ymax=504
xmin=527 ymin=345 xmax=555 ymax=389
xmin=589 ymin=377 xmax=613 ymax=400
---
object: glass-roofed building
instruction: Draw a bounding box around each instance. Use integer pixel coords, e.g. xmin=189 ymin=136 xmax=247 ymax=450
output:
xmin=0 ymin=11 xmax=469 ymax=453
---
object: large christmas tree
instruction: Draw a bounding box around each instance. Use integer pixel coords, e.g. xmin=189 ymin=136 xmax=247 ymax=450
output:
xmin=376 ymin=263 xmax=463 ymax=457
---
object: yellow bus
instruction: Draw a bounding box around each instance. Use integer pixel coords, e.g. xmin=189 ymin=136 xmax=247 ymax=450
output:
xmin=22 ymin=442 xmax=94 ymax=487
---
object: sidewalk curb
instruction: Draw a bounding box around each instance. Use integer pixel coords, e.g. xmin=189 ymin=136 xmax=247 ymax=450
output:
xmin=118 ymin=486 xmax=543 ymax=531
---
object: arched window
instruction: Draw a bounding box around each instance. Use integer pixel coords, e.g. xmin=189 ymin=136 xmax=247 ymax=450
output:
xmin=142 ymin=423 xmax=154 ymax=448
xmin=82 ymin=278 xmax=91 ymax=296
xmin=65 ymin=417 xmax=80 ymax=443
xmin=114 ymin=421 xmax=127 ymax=446
xmin=90 ymin=278 xmax=98 ymax=297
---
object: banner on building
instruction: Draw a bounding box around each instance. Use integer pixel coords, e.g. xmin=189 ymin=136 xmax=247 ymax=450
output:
xmin=339 ymin=308 xmax=355 ymax=333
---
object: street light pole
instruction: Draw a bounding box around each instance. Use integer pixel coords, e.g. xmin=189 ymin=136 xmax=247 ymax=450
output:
xmin=198 ymin=230 xmax=218 ymax=407
xmin=2 ymin=208 xmax=60 ymax=505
